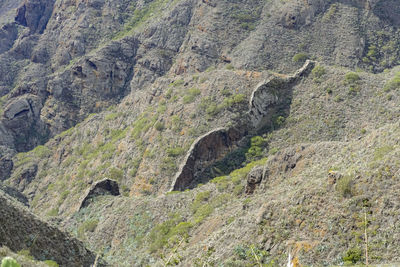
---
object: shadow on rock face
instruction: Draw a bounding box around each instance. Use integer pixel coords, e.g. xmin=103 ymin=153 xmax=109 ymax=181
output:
xmin=79 ymin=178 xmax=120 ymax=210
xmin=373 ymin=0 xmax=400 ymax=27
xmin=15 ymin=0 xmax=55 ymax=34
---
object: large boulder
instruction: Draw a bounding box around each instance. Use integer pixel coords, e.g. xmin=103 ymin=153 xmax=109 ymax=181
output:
xmin=245 ymin=166 xmax=265 ymax=194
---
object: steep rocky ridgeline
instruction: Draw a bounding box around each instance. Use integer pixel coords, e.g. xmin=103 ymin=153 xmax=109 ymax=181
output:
xmin=0 ymin=0 xmax=399 ymax=266
xmin=0 ymin=190 xmax=106 ymax=266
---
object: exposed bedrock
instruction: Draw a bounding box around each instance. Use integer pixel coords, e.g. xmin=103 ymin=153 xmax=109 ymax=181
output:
xmin=15 ymin=0 xmax=55 ymax=34
xmin=171 ymin=60 xmax=315 ymax=191
xmin=0 ymin=191 xmax=106 ymax=266
xmin=79 ymin=178 xmax=120 ymax=210
xmin=0 ymin=23 xmax=18 ymax=54
xmin=0 ymin=94 xmax=48 ymax=151
xmin=248 ymin=60 xmax=315 ymax=131
xmin=171 ymin=127 xmax=245 ymax=191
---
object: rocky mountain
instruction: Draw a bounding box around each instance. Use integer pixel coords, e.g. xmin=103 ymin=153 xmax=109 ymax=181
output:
xmin=0 ymin=0 xmax=399 ymax=266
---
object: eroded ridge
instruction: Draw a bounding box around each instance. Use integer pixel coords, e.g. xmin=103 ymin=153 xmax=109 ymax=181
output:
xmin=170 ymin=60 xmax=315 ymax=191
xmin=0 ymin=190 xmax=106 ymax=266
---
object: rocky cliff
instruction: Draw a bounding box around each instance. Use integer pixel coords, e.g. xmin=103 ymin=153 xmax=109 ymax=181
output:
xmin=0 ymin=0 xmax=399 ymax=266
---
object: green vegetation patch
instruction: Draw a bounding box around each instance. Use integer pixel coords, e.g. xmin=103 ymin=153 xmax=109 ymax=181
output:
xmin=292 ymin=53 xmax=309 ymax=63
xmin=148 ymin=213 xmax=192 ymax=253
xmin=183 ymin=88 xmax=201 ymax=104
xmin=77 ymin=219 xmax=99 ymax=238
xmin=113 ymin=0 xmax=176 ymax=40
xmin=384 ymin=72 xmax=400 ymax=92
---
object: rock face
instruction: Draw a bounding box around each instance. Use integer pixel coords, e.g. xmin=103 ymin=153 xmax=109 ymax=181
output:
xmin=15 ymin=0 xmax=55 ymax=34
xmin=0 ymin=154 xmax=13 ymax=181
xmin=12 ymin=162 xmax=37 ymax=191
xmin=245 ymin=166 xmax=265 ymax=194
xmin=79 ymin=178 xmax=120 ymax=210
xmin=0 ymin=94 xmax=47 ymax=151
xmin=0 ymin=190 xmax=105 ymax=266
xmin=0 ymin=184 xmax=28 ymax=206
xmin=171 ymin=127 xmax=244 ymax=191
xmin=248 ymin=60 xmax=315 ymax=131
xmin=0 ymin=23 xmax=17 ymax=54
xmin=171 ymin=61 xmax=314 ymax=191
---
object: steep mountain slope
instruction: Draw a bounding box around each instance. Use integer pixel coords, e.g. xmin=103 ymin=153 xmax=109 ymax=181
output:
xmin=0 ymin=0 xmax=399 ymax=266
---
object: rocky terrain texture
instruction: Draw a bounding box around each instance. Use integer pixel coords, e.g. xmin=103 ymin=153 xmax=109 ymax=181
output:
xmin=0 ymin=190 xmax=105 ymax=266
xmin=0 ymin=0 xmax=399 ymax=266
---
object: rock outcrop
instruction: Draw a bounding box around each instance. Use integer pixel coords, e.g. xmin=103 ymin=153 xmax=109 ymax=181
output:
xmin=248 ymin=60 xmax=315 ymax=130
xmin=0 ymin=184 xmax=28 ymax=206
xmin=245 ymin=166 xmax=265 ymax=194
xmin=171 ymin=61 xmax=314 ymax=191
xmin=0 ymin=190 xmax=106 ymax=266
xmin=15 ymin=0 xmax=55 ymax=34
xmin=79 ymin=178 xmax=120 ymax=210
xmin=171 ymin=127 xmax=244 ymax=191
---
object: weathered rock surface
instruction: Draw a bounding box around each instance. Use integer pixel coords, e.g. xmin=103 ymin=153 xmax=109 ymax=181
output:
xmin=245 ymin=166 xmax=265 ymax=194
xmin=171 ymin=127 xmax=244 ymax=191
xmin=172 ymin=61 xmax=313 ymax=191
xmin=0 ymin=23 xmax=17 ymax=54
xmin=12 ymin=162 xmax=38 ymax=192
xmin=79 ymin=178 xmax=120 ymax=210
xmin=0 ymin=184 xmax=28 ymax=206
xmin=248 ymin=60 xmax=315 ymax=131
xmin=15 ymin=0 xmax=55 ymax=34
xmin=0 ymin=190 xmax=106 ymax=266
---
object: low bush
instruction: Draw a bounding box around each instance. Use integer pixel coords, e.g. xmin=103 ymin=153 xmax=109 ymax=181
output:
xmin=292 ymin=53 xmax=309 ymax=63
xmin=384 ymin=72 xmax=400 ymax=92
xmin=344 ymin=72 xmax=361 ymax=84
xmin=183 ymin=88 xmax=201 ymax=104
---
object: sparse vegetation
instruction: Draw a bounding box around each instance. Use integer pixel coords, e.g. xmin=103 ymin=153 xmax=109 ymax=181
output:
xmin=183 ymin=88 xmax=201 ymax=104
xmin=383 ymin=72 xmax=400 ymax=92
xmin=312 ymin=65 xmax=326 ymax=82
xmin=336 ymin=175 xmax=355 ymax=198
xmin=345 ymin=72 xmax=361 ymax=84
xmin=292 ymin=53 xmax=309 ymax=63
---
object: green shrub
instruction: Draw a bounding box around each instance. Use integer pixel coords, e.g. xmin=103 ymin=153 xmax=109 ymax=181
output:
xmin=32 ymin=145 xmax=51 ymax=158
xmin=1 ymin=257 xmax=21 ymax=267
xmin=166 ymin=147 xmax=185 ymax=157
xmin=170 ymin=115 xmax=184 ymax=132
xmin=154 ymin=121 xmax=165 ymax=131
xmin=44 ymin=260 xmax=59 ymax=267
xmin=223 ymin=94 xmax=246 ymax=108
xmin=161 ymin=157 xmax=177 ymax=175
xmin=312 ymin=65 xmax=326 ymax=81
xmin=384 ymin=72 xmax=400 ymax=92
xmin=193 ymin=204 xmax=214 ymax=224
xmin=292 ymin=53 xmax=309 ymax=63
xmin=105 ymin=112 xmax=121 ymax=121
xmin=246 ymin=136 xmax=267 ymax=162
xmin=343 ymin=247 xmax=362 ymax=264
xmin=169 ymin=79 xmax=184 ymax=87
xmin=17 ymin=250 xmax=33 ymax=260
xmin=57 ymin=190 xmax=70 ymax=206
xmin=344 ymin=72 xmax=361 ymax=84
xmin=336 ymin=175 xmax=354 ymax=198
xmin=47 ymin=208 xmax=59 ymax=217
xmin=77 ymin=219 xmax=99 ymax=238
xmin=148 ymin=213 xmax=191 ymax=252
xmin=192 ymin=191 xmax=211 ymax=212
xmin=108 ymin=167 xmax=124 ymax=181
xmin=183 ymin=88 xmax=201 ymax=104
xmin=206 ymin=103 xmax=221 ymax=117
xmin=225 ymin=64 xmax=234 ymax=70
